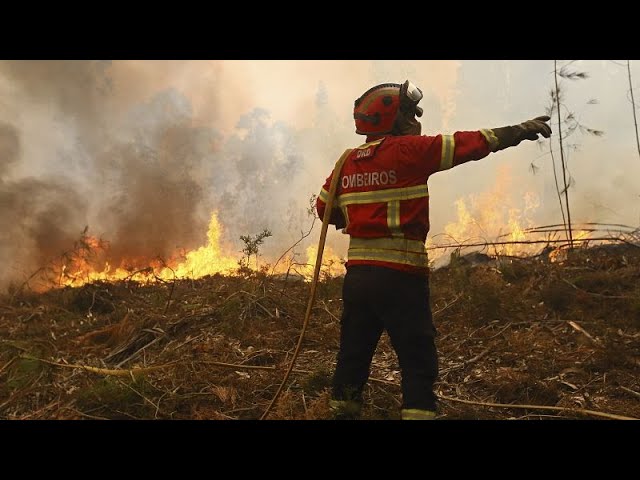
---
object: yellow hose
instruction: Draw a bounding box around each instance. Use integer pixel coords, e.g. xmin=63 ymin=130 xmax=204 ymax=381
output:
xmin=260 ymin=148 xmax=352 ymax=420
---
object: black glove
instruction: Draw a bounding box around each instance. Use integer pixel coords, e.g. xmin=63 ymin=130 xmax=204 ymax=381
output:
xmin=488 ymin=115 xmax=552 ymax=152
xmin=519 ymin=116 xmax=552 ymax=141
xmin=329 ymin=208 xmax=346 ymax=230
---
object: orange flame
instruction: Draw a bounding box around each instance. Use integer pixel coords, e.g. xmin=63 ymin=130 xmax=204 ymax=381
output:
xmin=297 ymin=245 xmax=346 ymax=280
xmin=428 ymin=166 xmax=541 ymax=262
xmin=51 ymin=210 xmax=349 ymax=290
xmin=160 ymin=213 xmax=237 ymax=279
xmin=57 ymin=212 xmax=238 ymax=288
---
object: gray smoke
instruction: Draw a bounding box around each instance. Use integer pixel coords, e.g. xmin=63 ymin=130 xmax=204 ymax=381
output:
xmin=0 ymin=61 xmax=312 ymax=290
xmin=0 ymin=122 xmax=20 ymax=175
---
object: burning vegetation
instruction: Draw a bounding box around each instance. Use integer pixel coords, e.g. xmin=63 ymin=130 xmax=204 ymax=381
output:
xmin=2 ymin=171 xmax=639 ymax=420
xmin=1 ymin=218 xmax=639 ymax=419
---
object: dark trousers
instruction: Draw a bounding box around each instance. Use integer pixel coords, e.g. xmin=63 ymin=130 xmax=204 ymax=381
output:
xmin=333 ymin=265 xmax=439 ymax=411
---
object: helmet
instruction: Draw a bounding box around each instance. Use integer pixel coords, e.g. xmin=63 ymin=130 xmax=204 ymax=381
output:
xmin=353 ymin=80 xmax=424 ymax=136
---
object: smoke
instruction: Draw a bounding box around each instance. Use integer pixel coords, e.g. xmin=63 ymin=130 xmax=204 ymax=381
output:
xmin=0 ymin=122 xmax=20 ymax=175
xmin=0 ymin=61 xmax=224 ymax=289
xmin=3 ymin=60 xmax=630 ymax=291
xmin=0 ymin=176 xmax=88 ymax=286
xmin=0 ymin=60 xmax=321 ymax=289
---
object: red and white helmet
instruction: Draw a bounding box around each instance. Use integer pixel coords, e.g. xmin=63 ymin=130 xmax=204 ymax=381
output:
xmin=353 ymin=80 xmax=424 ymax=136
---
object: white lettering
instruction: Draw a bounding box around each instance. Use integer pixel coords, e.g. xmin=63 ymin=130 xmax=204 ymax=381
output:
xmin=342 ymin=170 xmax=397 ymax=189
xmin=356 ymin=148 xmax=371 ymax=159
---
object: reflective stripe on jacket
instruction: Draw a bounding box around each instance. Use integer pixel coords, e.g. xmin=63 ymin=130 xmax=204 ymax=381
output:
xmin=317 ymin=132 xmax=493 ymax=274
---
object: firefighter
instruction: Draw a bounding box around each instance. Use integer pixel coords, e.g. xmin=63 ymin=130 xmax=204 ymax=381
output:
xmin=316 ymin=80 xmax=551 ymax=420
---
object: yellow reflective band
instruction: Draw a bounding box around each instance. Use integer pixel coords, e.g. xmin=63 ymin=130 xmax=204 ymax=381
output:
xmin=356 ymin=138 xmax=385 ymax=150
xmin=348 ymin=249 xmax=429 ymax=268
xmin=337 ymin=184 xmax=429 ymax=207
xmin=387 ymin=200 xmax=400 ymax=234
xmin=348 ymin=236 xmax=429 ymax=268
xmin=401 ymin=409 xmax=436 ymax=420
xmin=341 ymin=204 xmax=350 ymax=230
xmin=318 ymin=188 xmax=330 ymax=203
xmin=349 ymin=237 xmax=427 ymax=253
xmin=439 ymin=134 xmax=455 ymax=171
xmin=480 ymin=129 xmax=499 ymax=152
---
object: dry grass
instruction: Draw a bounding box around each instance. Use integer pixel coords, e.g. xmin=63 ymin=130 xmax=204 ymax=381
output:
xmin=1 ymin=245 xmax=639 ymax=420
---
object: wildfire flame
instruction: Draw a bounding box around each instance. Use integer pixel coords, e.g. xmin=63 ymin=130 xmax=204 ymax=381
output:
xmin=42 ymin=165 xmax=601 ymax=291
xmin=52 ymin=211 xmax=347 ymax=290
xmin=160 ymin=213 xmax=237 ymax=279
xmin=428 ymin=166 xmax=542 ymax=262
xmin=299 ymin=245 xmax=346 ymax=279
xmin=56 ymin=212 xmax=238 ymax=289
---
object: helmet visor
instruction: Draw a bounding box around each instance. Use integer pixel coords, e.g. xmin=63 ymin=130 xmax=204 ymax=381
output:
xmin=404 ymin=80 xmax=423 ymax=103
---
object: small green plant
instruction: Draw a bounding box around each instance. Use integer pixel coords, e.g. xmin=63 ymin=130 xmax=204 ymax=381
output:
xmin=238 ymin=229 xmax=272 ymax=272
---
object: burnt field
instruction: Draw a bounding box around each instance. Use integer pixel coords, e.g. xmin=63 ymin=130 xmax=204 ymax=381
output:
xmin=1 ymin=244 xmax=639 ymax=420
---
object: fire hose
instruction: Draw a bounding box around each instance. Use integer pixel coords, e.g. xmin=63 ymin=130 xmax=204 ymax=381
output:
xmin=260 ymin=148 xmax=352 ymax=420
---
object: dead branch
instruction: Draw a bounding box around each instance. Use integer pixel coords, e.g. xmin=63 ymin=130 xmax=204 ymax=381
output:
xmin=0 ymin=356 xmax=18 ymax=376
xmin=114 ymin=334 xmax=165 ymax=368
xmin=487 ymin=323 xmax=513 ymax=340
xmin=17 ymin=399 xmax=62 ymax=420
xmin=9 ymin=267 xmax=45 ymax=304
xmin=432 ymin=294 xmax=462 ymax=317
xmin=523 ymin=222 xmax=637 ymax=234
xmin=23 ymin=354 xmax=178 ymax=378
xmin=314 ymin=301 xmax=340 ymax=323
xmin=617 ymin=237 xmax=640 ymax=249
xmin=164 ymin=277 xmax=177 ymax=315
xmin=197 ymin=360 xmax=311 ymax=375
xmin=168 ymin=334 xmax=203 ymax=352
xmin=87 ymin=288 xmax=111 ymax=317
xmin=568 ymin=321 xmax=603 ymax=347
xmin=67 ymin=407 xmax=110 ymax=420
xmin=561 ymin=278 xmax=632 ymax=300
xmin=466 ymin=347 xmax=491 ymax=364
xmin=437 ymin=393 xmax=637 ymax=420
xmin=270 ymin=216 xmax=317 ymax=276
xmin=427 ymin=236 xmax=627 ymax=251
xmin=620 ymin=386 xmax=640 ymax=399
xmin=252 ymin=300 xmax=275 ymax=318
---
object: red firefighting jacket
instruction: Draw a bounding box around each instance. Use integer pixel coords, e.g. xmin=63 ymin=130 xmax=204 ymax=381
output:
xmin=317 ymin=130 xmax=498 ymax=275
